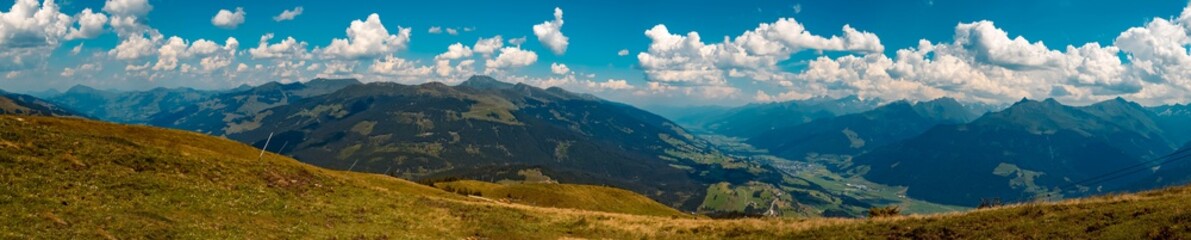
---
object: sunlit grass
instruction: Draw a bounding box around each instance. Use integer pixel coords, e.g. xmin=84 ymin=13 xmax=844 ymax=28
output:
xmin=1 ymin=115 xmax=1188 ymax=239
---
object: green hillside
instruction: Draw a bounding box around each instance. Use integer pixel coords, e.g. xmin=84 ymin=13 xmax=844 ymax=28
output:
xmin=0 ymin=91 xmax=77 ymax=117
xmin=790 ymin=186 xmax=1191 ymax=239
xmin=432 ymin=179 xmax=686 ymax=217
xmin=0 ymin=115 xmax=818 ymax=239
xmin=2 ymin=115 xmax=1191 ymax=239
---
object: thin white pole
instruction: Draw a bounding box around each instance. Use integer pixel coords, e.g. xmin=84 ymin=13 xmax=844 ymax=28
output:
xmin=258 ymin=132 xmax=273 ymax=160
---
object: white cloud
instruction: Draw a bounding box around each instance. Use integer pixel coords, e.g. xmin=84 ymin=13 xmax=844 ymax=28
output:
xmin=499 ymin=74 xmax=636 ymax=94
xmin=370 ymin=55 xmax=432 ymax=77
xmin=109 ymin=31 xmax=159 ymax=60
xmin=319 ymin=13 xmax=411 ymax=59
xmin=66 ymin=8 xmax=108 ymax=40
xmin=61 ymin=63 xmax=101 ymax=77
xmin=589 ymin=79 xmax=634 ymax=90
xmin=473 ymin=35 xmax=503 ymax=56
xmin=249 ymin=33 xmax=311 ymax=59
xmin=446 ymin=28 xmax=458 ymax=35
xmin=70 ymin=43 xmax=83 ymax=55
xmin=550 ymin=62 xmax=570 ymax=75
xmin=152 ymin=36 xmax=239 ymax=71
xmin=319 ymin=61 xmax=356 ymax=77
xmin=0 ymin=0 xmax=72 ymax=70
xmin=780 ymin=19 xmax=1161 ymax=104
xmin=532 ymin=7 xmax=569 ymax=55
xmin=273 ymin=6 xmax=302 ymax=22
xmin=617 ymin=49 xmax=629 ymax=56
xmin=508 ymin=36 xmax=527 ymax=47
xmin=435 ymin=43 xmax=473 ymax=60
xmin=102 ymin=0 xmax=151 ymax=18
xmin=198 ymin=37 xmax=239 ymax=72
xmin=103 ymin=0 xmax=152 ymax=37
xmin=152 ymin=36 xmax=189 ymax=70
xmin=211 ymin=7 xmax=246 ymax=29
xmin=485 ymin=47 xmax=537 ymax=73
xmin=951 ymin=21 xmax=1062 ymax=70
xmin=428 ymin=26 xmax=442 ymax=34
xmin=433 ymin=43 xmax=474 ymax=77
xmin=636 ymin=18 xmax=885 ymax=95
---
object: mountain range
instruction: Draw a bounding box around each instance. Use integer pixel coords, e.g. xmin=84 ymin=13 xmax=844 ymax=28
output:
xmin=146 ymin=78 xmax=361 ymax=135
xmin=17 ymin=75 xmax=1191 ymax=214
xmin=35 ymin=76 xmax=854 ymax=216
xmin=666 ymin=95 xmax=884 ymax=137
xmin=852 ymin=98 xmax=1182 ymax=206
xmin=47 ymin=85 xmax=217 ymax=123
xmin=0 ymin=90 xmax=77 ymax=117
xmin=748 ymin=97 xmax=980 ymax=166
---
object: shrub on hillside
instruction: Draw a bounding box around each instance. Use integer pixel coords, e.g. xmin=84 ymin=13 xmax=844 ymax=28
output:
xmin=867 ymin=206 xmax=901 ymax=218
xmin=978 ymin=198 xmax=1003 ymax=209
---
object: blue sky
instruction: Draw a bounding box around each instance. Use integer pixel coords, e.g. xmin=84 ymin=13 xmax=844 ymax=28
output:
xmin=2 ymin=0 xmax=1191 ymax=106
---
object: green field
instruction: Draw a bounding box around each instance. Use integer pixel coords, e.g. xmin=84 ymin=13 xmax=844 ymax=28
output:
xmin=698 ymin=134 xmax=967 ymax=216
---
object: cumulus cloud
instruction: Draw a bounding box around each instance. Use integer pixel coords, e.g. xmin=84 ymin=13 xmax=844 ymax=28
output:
xmin=589 ymin=79 xmax=634 ymax=90
xmin=319 ymin=61 xmax=356 ymax=77
xmin=428 ymin=26 xmax=442 ymax=34
xmin=952 ymin=21 xmax=1062 ymax=70
xmin=777 ymin=19 xmax=1160 ymax=104
xmin=152 ymin=36 xmax=239 ymax=71
xmin=446 ymin=28 xmax=458 ymax=35
xmin=473 ymin=35 xmax=503 ymax=56
xmin=249 ymin=33 xmax=311 ymax=59
xmin=61 ymin=63 xmax=101 ymax=78
xmin=550 ymin=62 xmax=570 ymax=75
xmin=152 ymin=36 xmax=190 ymax=70
xmin=211 ymin=7 xmax=246 ymax=29
xmin=0 ymin=1 xmax=71 ymax=47
xmin=499 ymin=74 xmax=637 ymax=94
xmin=617 ymin=49 xmax=629 ymax=56
xmin=319 ymin=13 xmax=411 ymax=59
xmin=532 ymin=7 xmax=568 ymax=55
xmin=198 ymin=37 xmax=239 ymax=72
xmin=436 ymin=43 xmax=473 ymax=60
xmin=485 ymin=47 xmax=537 ymax=73
xmin=108 ymin=31 xmax=159 ymax=60
xmin=507 ymin=36 xmax=527 ymax=47
xmin=432 ymin=43 xmax=474 ymax=77
xmin=0 ymin=0 xmax=72 ymax=70
xmin=102 ymin=0 xmax=151 ymax=18
xmin=636 ymin=18 xmax=885 ymax=99
xmin=66 ymin=8 xmax=108 ymax=40
xmin=273 ymin=6 xmax=302 ymax=22
xmin=370 ymin=55 xmax=432 ymax=77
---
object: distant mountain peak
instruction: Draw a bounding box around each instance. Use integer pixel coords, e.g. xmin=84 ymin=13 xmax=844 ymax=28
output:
xmin=253 ymin=82 xmax=288 ymax=91
xmin=306 ymin=78 xmax=362 ymax=87
xmin=460 ymin=75 xmax=515 ymax=90
xmin=883 ymin=100 xmax=914 ymax=108
xmin=1042 ymin=98 xmax=1061 ymax=105
xmin=1015 ymin=97 xmax=1033 ymax=105
xmin=926 ymin=97 xmax=961 ymax=105
xmin=65 ymin=84 xmax=102 ymax=94
xmin=417 ymin=81 xmax=453 ymax=91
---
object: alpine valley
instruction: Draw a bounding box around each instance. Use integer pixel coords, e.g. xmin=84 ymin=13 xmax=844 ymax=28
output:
xmin=4 ymin=75 xmax=1191 ymax=238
